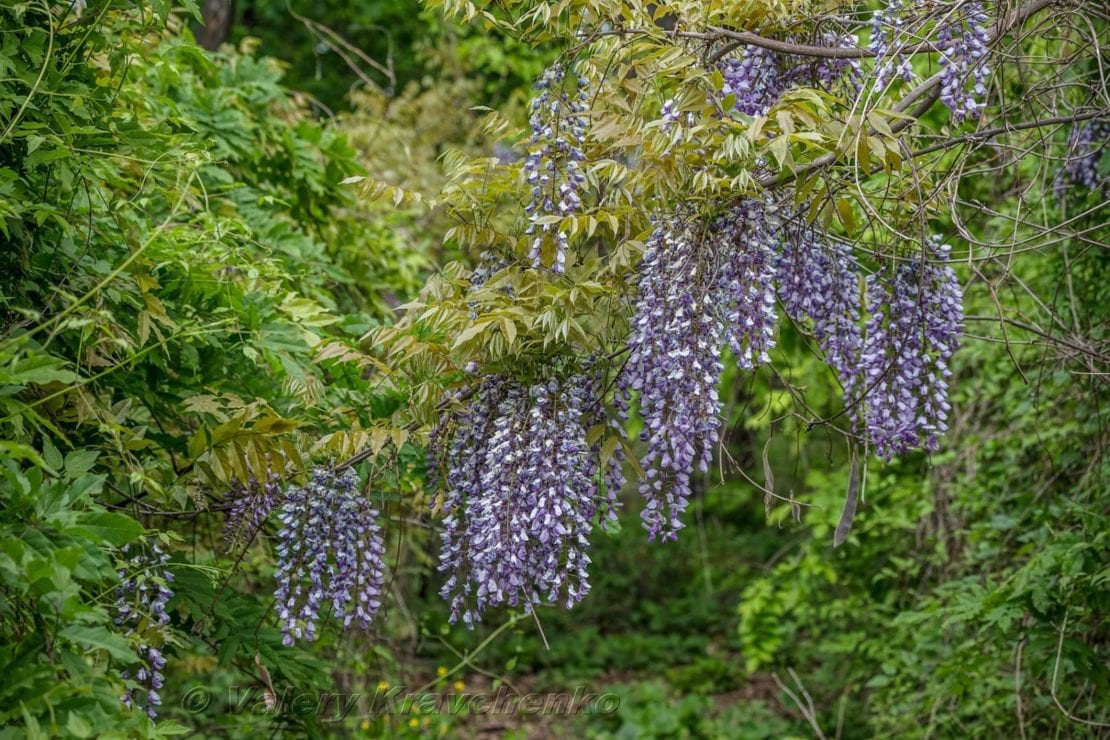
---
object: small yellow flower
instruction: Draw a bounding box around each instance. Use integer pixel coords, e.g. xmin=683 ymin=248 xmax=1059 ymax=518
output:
xmin=408 ymin=718 xmax=420 ymax=729
xmin=453 ymin=680 xmax=465 ymax=692
xmin=377 ymin=680 xmax=390 ymax=691
xmin=436 ymin=665 xmax=448 ymax=678
xmin=360 ymin=720 xmax=370 ymax=731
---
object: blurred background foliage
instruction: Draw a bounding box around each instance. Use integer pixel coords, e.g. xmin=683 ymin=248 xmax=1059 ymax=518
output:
xmin=0 ymin=1 xmax=1105 ymax=738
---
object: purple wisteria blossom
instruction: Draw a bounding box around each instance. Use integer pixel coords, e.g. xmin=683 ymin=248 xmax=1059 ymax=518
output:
xmin=870 ymin=0 xmax=916 ymax=89
xmin=1054 ymin=119 xmax=1110 ymax=198
xmin=937 ymin=0 xmax=991 ymax=122
xmin=776 ymin=219 xmax=865 ymax=408
xmin=114 ymin=542 xmax=174 ymax=719
xmin=274 ymin=468 xmax=385 ymax=646
xmin=222 ymin=474 xmax=281 ymax=552
xmin=524 ymin=64 xmax=589 ymax=274
xmin=434 ymin=373 xmax=620 ymax=626
xmin=721 ymin=45 xmax=786 ymax=116
xmin=620 ymin=203 xmax=779 ymax=541
xmin=858 ymin=238 xmax=963 ymax=458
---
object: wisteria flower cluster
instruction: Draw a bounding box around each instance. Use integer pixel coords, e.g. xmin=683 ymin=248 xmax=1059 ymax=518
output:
xmin=937 ymin=0 xmax=990 ymax=122
xmin=869 ymin=0 xmax=916 ymax=90
xmin=720 ymin=33 xmax=861 ymax=117
xmin=858 ymin=238 xmax=963 ymax=459
xmin=222 ymin=473 xmax=281 ymax=552
xmin=274 ymin=468 xmax=385 ymax=646
xmin=434 ymin=372 xmax=621 ymax=626
xmin=619 ymin=203 xmax=780 ymax=541
xmin=871 ymin=0 xmax=992 ymax=120
xmin=114 ymin=542 xmax=174 ymax=719
xmin=1054 ymin=119 xmax=1110 ymax=199
xmin=524 ymin=64 xmax=590 ymax=274
xmin=776 ymin=219 xmax=865 ymax=408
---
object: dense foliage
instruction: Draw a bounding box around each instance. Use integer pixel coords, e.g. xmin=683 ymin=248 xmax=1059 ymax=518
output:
xmin=0 ymin=0 xmax=1106 ymax=737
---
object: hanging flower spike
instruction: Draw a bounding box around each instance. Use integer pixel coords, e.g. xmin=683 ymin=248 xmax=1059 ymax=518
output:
xmin=274 ymin=468 xmax=385 ymax=646
xmin=524 ymin=64 xmax=590 ymax=274
xmin=859 ymin=237 xmax=963 ymax=459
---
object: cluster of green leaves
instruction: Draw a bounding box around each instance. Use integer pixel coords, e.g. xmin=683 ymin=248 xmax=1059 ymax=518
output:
xmin=0 ymin=2 xmax=426 ymax=735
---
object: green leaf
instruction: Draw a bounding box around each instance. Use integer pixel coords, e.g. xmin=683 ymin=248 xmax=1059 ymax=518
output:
xmin=60 ymin=626 xmax=138 ymax=664
xmin=64 ymin=450 xmax=99 ymax=478
xmin=65 ymin=512 xmax=145 ymax=547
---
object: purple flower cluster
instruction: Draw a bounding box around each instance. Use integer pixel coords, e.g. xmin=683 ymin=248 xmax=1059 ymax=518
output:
xmin=937 ymin=0 xmax=990 ymax=122
xmin=114 ymin=542 xmax=174 ymax=719
xmin=776 ymin=220 xmax=864 ymax=406
xmin=524 ymin=64 xmax=589 ymax=274
xmin=1054 ymin=119 xmax=1109 ymax=198
xmin=223 ymin=474 xmax=281 ymax=552
xmin=858 ymin=238 xmax=963 ymax=459
xmin=619 ymin=204 xmax=779 ymax=540
xmin=870 ymin=0 xmax=916 ymax=89
xmin=721 ymin=45 xmax=786 ymax=116
xmin=435 ymin=373 xmax=620 ymax=626
xmin=716 ymin=202 xmax=781 ymax=369
xmin=719 ymin=33 xmax=862 ymax=118
xmin=274 ymin=468 xmax=385 ymax=646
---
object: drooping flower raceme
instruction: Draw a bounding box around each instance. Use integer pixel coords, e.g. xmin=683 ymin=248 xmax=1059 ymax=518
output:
xmin=776 ymin=220 xmax=865 ymax=408
xmin=524 ymin=64 xmax=589 ymax=274
xmin=114 ymin=543 xmax=174 ymax=719
xmin=858 ymin=239 xmax=963 ymax=459
xmin=937 ymin=0 xmax=990 ymax=122
xmin=719 ymin=34 xmax=860 ymax=117
xmin=1054 ymin=119 xmax=1110 ymax=198
xmin=870 ymin=0 xmax=916 ymax=90
xmin=716 ymin=202 xmax=781 ymax=370
xmin=620 ymin=204 xmax=779 ymax=541
xmin=434 ymin=373 xmax=620 ymax=626
xmin=223 ymin=474 xmax=281 ymax=552
xmin=721 ymin=45 xmax=786 ymax=116
xmin=274 ymin=468 xmax=385 ymax=646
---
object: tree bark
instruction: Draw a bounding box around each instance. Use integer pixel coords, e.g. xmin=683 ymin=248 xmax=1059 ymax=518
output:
xmin=195 ymin=0 xmax=234 ymax=51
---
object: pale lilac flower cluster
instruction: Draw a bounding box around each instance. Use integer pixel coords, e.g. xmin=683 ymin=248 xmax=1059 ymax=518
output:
xmin=870 ymin=0 xmax=916 ymax=89
xmin=776 ymin=220 xmax=864 ymax=407
xmin=721 ymin=45 xmax=785 ymax=116
xmin=859 ymin=238 xmax=963 ymax=458
xmin=524 ymin=64 xmax=589 ymax=274
xmin=937 ymin=0 xmax=990 ymax=121
xmin=720 ymin=34 xmax=862 ymax=116
xmin=274 ymin=468 xmax=385 ymax=646
xmin=114 ymin=543 xmax=174 ymax=719
xmin=435 ymin=374 xmax=619 ymax=626
xmin=716 ymin=201 xmax=781 ymax=369
xmin=1054 ymin=119 xmax=1109 ymax=198
xmin=223 ymin=474 xmax=281 ymax=552
xmin=619 ymin=204 xmax=779 ymax=540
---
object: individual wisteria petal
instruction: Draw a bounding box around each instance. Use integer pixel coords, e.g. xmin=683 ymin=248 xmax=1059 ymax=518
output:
xmin=433 ymin=372 xmax=622 ymax=626
xmin=1054 ymin=119 xmax=1109 ymax=199
xmin=274 ymin=468 xmax=385 ymax=646
xmin=524 ymin=64 xmax=590 ymax=274
xmin=619 ymin=203 xmax=779 ymax=541
xmin=776 ymin=218 xmax=865 ymax=407
xmin=858 ymin=238 xmax=963 ymax=458
xmin=222 ymin=473 xmax=281 ymax=552
xmin=937 ymin=0 xmax=990 ymax=122
xmin=114 ymin=542 xmax=174 ymax=719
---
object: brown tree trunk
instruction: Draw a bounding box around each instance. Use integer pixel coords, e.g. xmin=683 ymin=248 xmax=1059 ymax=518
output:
xmin=194 ymin=0 xmax=234 ymax=51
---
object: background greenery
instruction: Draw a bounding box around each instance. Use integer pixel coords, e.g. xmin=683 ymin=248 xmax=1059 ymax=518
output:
xmin=0 ymin=1 xmax=1105 ymax=738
